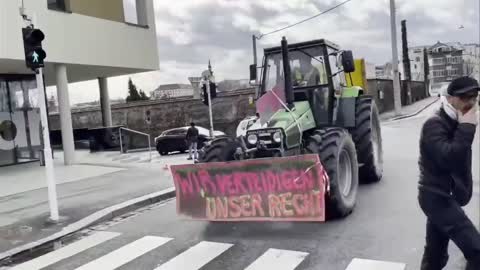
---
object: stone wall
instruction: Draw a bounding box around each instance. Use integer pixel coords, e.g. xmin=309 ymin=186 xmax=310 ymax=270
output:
xmin=366 ymin=79 xmax=427 ymax=113
xmin=49 ymin=89 xmax=257 ymax=138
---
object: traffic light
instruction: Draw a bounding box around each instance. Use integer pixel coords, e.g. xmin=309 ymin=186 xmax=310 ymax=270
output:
xmin=202 ymin=83 xmax=209 ymax=105
xmin=210 ymin=82 xmax=217 ymax=99
xmin=22 ymin=28 xmax=47 ymax=70
xmin=201 ymin=82 xmax=217 ymax=106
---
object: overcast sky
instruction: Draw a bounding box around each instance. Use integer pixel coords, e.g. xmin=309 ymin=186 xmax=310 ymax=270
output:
xmin=57 ymin=0 xmax=480 ymax=104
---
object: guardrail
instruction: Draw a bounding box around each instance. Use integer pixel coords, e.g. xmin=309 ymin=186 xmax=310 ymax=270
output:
xmin=119 ymin=127 xmax=152 ymax=162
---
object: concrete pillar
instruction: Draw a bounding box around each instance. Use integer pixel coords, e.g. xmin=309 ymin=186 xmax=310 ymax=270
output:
xmin=55 ymin=64 xmax=75 ymax=165
xmin=136 ymin=0 xmax=148 ymax=26
xmin=99 ymin=77 xmax=112 ymax=127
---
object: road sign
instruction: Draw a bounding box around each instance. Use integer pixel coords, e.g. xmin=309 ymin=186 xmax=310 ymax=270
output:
xmin=22 ymin=28 xmax=47 ymax=69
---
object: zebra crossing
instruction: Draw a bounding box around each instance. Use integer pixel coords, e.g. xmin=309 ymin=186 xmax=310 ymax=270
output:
xmin=8 ymin=231 xmax=407 ymax=270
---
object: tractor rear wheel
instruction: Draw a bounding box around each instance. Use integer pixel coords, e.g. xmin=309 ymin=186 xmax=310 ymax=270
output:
xmin=350 ymin=96 xmax=383 ymax=183
xmin=199 ymin=138 xmax=239 ymax=162
xmin=306 ymin=128 xmax=359 ymax=219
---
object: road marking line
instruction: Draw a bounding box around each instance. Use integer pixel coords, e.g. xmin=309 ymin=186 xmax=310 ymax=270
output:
xmin=10 ymin=231 xmax=121 ymax=270
xmin=244 ymin=248 xmax=309 ymax=270
xmin=75 ymin=236 xmax=172 ymax=270
xmin=154 ymin=241 xmax=233 ymax=270
xmin=346 ymin=258 xmax=406 ymax=270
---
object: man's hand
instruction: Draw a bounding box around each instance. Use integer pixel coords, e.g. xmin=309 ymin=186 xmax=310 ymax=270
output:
xmin=459 ymin=106 xmax=478 ymax=125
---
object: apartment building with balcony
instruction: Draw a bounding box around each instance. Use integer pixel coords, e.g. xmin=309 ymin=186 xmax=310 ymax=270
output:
xmin=0 ymin=0 xmax=159 ymax=166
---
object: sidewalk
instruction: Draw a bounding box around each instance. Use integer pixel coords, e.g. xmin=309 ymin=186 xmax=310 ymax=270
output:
xmin=0 ymin=152 xmax=182 ymax=259
xmin=379 ymin=96 xmax=439 ymax=122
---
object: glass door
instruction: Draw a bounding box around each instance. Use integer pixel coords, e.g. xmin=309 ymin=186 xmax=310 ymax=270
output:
xmin=0 ymin=80 xmax=16 ymax=166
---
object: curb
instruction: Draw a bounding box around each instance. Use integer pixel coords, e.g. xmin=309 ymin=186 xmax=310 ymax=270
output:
xmin=0 ymin=187 xmax=176 ymax=262
xmin=386 ymin=97 xmax=440 ymax=122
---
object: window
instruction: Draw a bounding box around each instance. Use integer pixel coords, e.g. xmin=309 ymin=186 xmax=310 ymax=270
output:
xmin=123 ymin=0 xmax=148 ymax=26
xmin=47 ymin=0 xmax=67 ymax=11
xmin=416 ymin=57 xmax=421 ymax=62
xmin=433 ymin=70 xmax=447 ymax=77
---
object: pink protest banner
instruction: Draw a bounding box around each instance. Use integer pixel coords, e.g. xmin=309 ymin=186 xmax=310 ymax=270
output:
xmin=170 ymin=154 xmax=328 ymax=222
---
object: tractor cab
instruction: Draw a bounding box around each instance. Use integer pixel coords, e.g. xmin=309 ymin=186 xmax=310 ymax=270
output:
xmin=251 ymin=39 xmax=357 ymax=128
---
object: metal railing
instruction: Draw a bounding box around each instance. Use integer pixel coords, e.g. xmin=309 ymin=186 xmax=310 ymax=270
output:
xmin=119 ymin=127 xmax=152 ymax=162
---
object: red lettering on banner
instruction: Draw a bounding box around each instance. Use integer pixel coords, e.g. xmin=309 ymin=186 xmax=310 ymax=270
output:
xmin=252 ymin=174 xmax=262 ymax=193
xmin=229 ymin=196 xmax=242 ymax=218
xmin=176 ymin=174 xmax=193 ymax=195
xmin=266 ymin=171 xmax=278 ymax=193
xmin=268 ymin=194 xmax=282 ymax=217
xmin=188 ymin=172 xmax=201 ymax=193
xmin=281 ymin=171 xmax=293 ymax=191
xmin=261 ymin=173 xmax=269 ymax=193
xmin=280 ymin=192 xmax=294 ymax=217
xmin=233 ymin=173 xmax=248 ymax=194
xmin=245 ymin=174 xmax=254 ymax=192
xmin=199 ymin=170 xmax=217 ymax=194
xmin=251 ymin=194 xmax=265 ymax=217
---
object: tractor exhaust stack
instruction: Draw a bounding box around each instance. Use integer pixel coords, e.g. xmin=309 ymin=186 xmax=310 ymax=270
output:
xmin=281 ymin=37 xmax=294 ymax=109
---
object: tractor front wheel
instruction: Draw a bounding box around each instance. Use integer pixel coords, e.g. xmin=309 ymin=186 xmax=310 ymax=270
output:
xmin=306 ymin=128 xmax=359 ymax=219
xmin=199 ymin=138 xmax=239 ymax=162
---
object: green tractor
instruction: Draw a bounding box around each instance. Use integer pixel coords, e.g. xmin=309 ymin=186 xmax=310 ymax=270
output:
xmin=199 ymin=37 xmax=383 ymax=219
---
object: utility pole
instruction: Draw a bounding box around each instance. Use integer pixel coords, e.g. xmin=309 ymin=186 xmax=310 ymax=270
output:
xmin=389 ymin=0 xmax=402 ymax=116
xmin=401 ymin=20 xmax=412 ymax=104
xmin=37 ymin=68 xmax=59 ymax=222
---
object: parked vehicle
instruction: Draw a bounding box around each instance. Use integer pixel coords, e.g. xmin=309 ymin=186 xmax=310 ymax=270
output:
xmin=155 ymin=126 xmax=225 ymax=156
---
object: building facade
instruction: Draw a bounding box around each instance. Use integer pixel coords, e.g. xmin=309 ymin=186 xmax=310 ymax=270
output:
xmin=151 ymin=84 xmax=194 ymax=99
xmin=0 ymin=0 xmax=159 ymax=166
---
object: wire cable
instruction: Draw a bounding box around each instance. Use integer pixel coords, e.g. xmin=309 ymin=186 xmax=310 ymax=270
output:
xmin=258 ymin=0 xmax=354 ymax=39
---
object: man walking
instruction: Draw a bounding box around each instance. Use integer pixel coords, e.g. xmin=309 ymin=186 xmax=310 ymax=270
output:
xmin=186 ymin=122 xmax=199 ymax=161
xmin=418 ymin=76 xmax=480 ymax=269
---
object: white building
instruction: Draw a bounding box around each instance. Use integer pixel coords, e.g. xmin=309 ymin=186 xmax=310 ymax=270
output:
xmin=151 ymin=84 xmax=194 ymax=99
xmin=0 ymin=0 xmax=159 ymax=166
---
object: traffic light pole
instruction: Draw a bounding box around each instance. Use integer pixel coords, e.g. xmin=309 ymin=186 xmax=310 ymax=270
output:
xmin=36 ymin=67 xmax=59 ymax=222
xmin=206 ymin=78 xmax=214 ymax=138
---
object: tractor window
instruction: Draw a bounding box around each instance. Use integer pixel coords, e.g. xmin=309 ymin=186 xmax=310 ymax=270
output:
xmin=290 ymin=49 xmax=327 ymax=87
xmin=263 ymin=47 xmax=327 ymax=93
xmin=264 ymin=56 xmax=284 ymax=93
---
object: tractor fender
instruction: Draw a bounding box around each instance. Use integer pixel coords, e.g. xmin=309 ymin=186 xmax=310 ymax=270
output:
xmin=334 ymin=87 xmax=365 ymax=128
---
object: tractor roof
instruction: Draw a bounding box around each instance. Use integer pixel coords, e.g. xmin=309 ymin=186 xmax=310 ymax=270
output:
xmin=264 ymin=39 xmax=340 ymax=54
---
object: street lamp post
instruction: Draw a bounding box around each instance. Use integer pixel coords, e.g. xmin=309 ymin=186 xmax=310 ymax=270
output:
xmin=389 ymin=0 xmax=403 ymax=116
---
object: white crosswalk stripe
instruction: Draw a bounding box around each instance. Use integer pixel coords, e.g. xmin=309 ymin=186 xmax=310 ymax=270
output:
xmin=154 ymin=241 xmax=233 ymax=270
xmin=244 ymin=248 xmax=308 ymax=270
xmin=75 ymin=236 xmax=172 ymax=270
xmin=346 ymin=258 xmax=406 ymax=270
xmin=7 ymin=231 xmax=409 ymax=270
xmin=10 ymin=231 xmax=120 ymax=270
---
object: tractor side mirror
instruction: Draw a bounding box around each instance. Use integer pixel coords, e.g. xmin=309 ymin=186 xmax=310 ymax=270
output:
xmin=249 ymin=64 xmax=257 ymax=81
xmin=341 ymin=50 xmax=355 ymax=73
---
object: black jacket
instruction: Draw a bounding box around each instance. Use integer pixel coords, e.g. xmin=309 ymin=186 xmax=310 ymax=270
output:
xmin=186 ymin=127 xmax=199 ymax=143
xmin=418 ymin=108 xmax=476 ymax=206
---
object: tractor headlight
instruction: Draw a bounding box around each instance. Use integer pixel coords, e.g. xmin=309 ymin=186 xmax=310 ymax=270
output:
xmin=247 ymin=134 xmax=258 ymax=145
xmin=272 ymin=131 xmax=282 ymax=143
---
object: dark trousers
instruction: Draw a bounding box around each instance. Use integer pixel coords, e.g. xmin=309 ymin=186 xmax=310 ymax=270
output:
xmin=419 ymin=190 xmax=480 ymax=269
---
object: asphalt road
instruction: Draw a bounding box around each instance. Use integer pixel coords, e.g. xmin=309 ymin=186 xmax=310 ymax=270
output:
xmin=6 ymin=102 xmax=480 ymax=270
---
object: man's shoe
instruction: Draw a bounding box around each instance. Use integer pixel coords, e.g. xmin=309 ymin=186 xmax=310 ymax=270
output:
xmin=187 ymin=157 xmax=192 ymax=160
